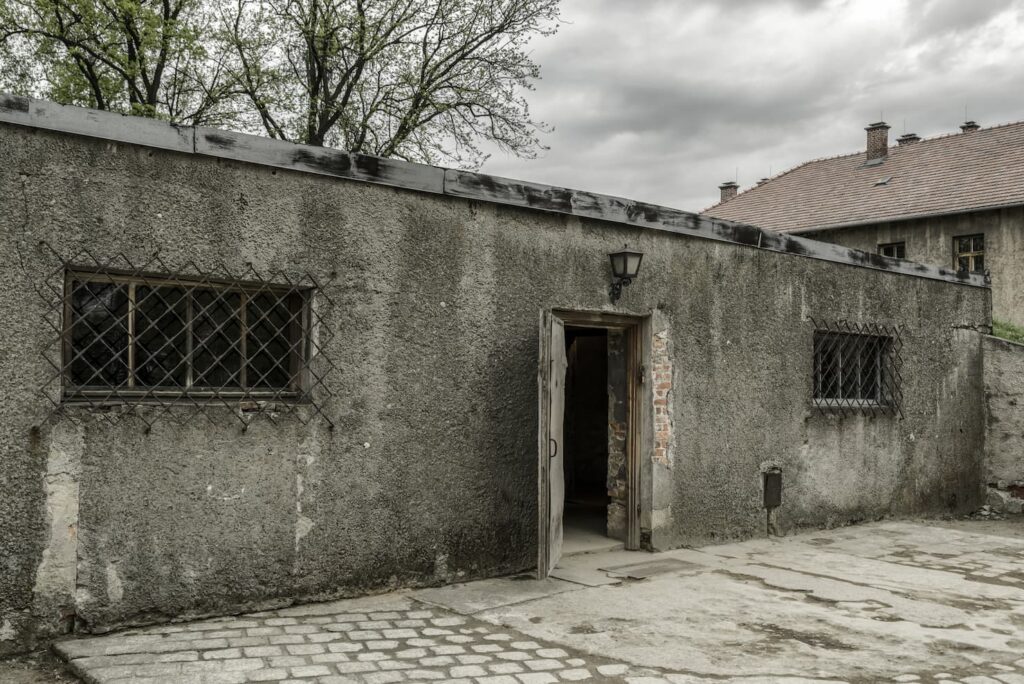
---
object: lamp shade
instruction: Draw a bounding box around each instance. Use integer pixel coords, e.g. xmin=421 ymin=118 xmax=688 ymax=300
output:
xmin=609 ymin=248 xmax=644 ymax=279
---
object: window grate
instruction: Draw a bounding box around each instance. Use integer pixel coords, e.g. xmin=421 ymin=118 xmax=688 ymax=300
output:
xmin=810 ymin=319 xmax=903 ymax=418
xmin=36 ymin=243 xmax=337 ymax=430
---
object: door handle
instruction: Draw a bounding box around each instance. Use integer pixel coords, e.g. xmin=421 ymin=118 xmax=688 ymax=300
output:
xmin=549 ymin=438 xmax=558 ymax=459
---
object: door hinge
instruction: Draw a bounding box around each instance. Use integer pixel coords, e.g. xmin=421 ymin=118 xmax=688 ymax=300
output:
xmin=639 ymin=364 xmax=646 ymax=384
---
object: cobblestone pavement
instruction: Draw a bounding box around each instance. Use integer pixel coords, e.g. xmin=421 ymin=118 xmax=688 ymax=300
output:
xmin=56 ymin=520 xmax=1024 ymax=684
xmin=56 ymin=594 xmax=661 ymax=683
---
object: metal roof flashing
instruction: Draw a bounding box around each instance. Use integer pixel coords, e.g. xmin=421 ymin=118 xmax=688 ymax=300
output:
xmin=0 ymin=94 xmax=987 ymax=289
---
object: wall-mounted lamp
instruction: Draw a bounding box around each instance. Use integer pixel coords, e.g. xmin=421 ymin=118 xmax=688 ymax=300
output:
xmin=608 ymin=245 xmax=644 ymax=302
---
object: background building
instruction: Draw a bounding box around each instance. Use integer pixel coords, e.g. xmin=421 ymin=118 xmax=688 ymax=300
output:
xmin=704 ymin=120 xmax=1024 ymax=327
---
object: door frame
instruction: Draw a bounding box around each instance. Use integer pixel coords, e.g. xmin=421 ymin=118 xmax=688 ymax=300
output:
xmin=537 ymin=309 xmax=650 ymax=577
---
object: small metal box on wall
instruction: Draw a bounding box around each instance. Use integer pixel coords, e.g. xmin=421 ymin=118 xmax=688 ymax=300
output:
xmin=763 ymin=468 xmax=782 ymax=509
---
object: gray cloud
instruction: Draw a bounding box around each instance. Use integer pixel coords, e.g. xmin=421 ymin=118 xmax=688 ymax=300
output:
xmin=481 ymin=0 xmax=1024 ymax=212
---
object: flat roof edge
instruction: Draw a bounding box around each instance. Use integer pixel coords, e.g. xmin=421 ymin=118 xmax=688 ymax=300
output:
xmin=0 ymin=93 xmax=986 ymax=289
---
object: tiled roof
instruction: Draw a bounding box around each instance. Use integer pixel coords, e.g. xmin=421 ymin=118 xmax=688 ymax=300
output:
xmin=702 ymin=121 xmax=1024 ymax=233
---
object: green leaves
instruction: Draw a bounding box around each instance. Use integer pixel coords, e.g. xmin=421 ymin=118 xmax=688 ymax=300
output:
xmin=1 ymin=0 xmax=560 ymax=165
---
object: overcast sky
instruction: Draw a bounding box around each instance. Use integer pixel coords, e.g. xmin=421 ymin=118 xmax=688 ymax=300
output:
xmin=480 ymin=0 xmax=1024 ymax=212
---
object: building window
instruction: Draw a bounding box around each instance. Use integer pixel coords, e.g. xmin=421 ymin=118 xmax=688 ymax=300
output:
xmin=878 ymin=242 xmax=905 ymax=259
xmin=811 ymin=321 xmax=903 ymax=417
xmin=64 ymin=271 xmax=310 ymax=400
xmin=954 ymin=234 xmax=984 ymax=273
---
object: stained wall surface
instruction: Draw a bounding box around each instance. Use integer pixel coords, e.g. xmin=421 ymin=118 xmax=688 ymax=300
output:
xmin=983 ymin=335 xmax=1024 ymax=484
xmin=803 ymin=207 xmax=1024 ymax=327
xmin=0 ymin=117 xmax=990 ymax=653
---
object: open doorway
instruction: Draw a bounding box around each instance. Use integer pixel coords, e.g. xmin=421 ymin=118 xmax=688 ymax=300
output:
xmin=538 ymin=311 xmax=646 ymax=577
xmin=562 ymin=327 xmax=623 ymax=556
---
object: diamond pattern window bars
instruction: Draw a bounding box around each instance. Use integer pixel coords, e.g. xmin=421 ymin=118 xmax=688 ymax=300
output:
xmin=38 ymin=244 xmax=336 ymax=429
xmin=811 ymin=319 xmax=903 ymax=418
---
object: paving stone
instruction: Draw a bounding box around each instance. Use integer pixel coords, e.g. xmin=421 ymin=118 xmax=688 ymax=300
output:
xmin=371 ymin=612 xmax=403 ymax=620
xmin=245 ymin=669 xmax=288 ymax=682
xmin=489 ymin=662 xmax=526 ymax=674
xmin=384 ymin=628 xmax=418 ymax=639
xmin=228 ymin=637 xmax=269 ymax=648
xmin=242 ymin=645 xmax=284 ymax=657
xmin=358 ymin=652 xmax=391 ymax=662
xmin=455 ymin=653 xmax=489 ymax=663
xmin=311 ymin=652 xmax=353 ymax=664
xmin=203 ymin=647 xmax=242 ymax=659
xmin=597 ymin=664 xmax=629 ymax=676
xmin=327 ymin=642 xmax=364 ymax=653
xmin=420 ymin=655 xmax=456 ymax=667
xmin=484 ymin=634 xmax=515 ymax=641
xmin=267 ymin=655 xmax=309 ymax=668
xmin=268 ymin=634 xmax=306 ymax=645
xmin=559 ymin=668 xmax=593 ymax=681
xmin=405 ymin=669 xmax=447 ymax=680
xmin=566 ymin=659 xmax=586 ymax=667
xmin=247 ymin=627 xmax=283 ymax=636
xmin=447 ymin=635 xmax=475 ymax=644
xmin=536 ymin=648 xmax=568 ymax=659
xmin=378 ymin=659 xmax=416 ymax=670
xmin=431 ymin=645 xmax=466 ymax=655
xmin=407 ymin=611 xmax=434 ymax=619
xmin=516 ymin=674 xmax=558 ymax=684
xmin=407 ymin=637 xmax=437 ymax=647
xmin=359 ymin=621 xmax=392 ymax=629
xmin=394 ymin=619 xmax=427 ymax=628
xmin=265 ymin=618 xmax=299 ymax=626
xmin=525 ymin=659 xmax=562 ymax=671
xmin=363 ymin=672 xmax=405 ymax=684
xmin=334 ymin=660 xmax=380 ymax=672
xmin=289 ymin=664 xmax=332 ymax=677
xmin=396 ymin=648 xmax=428 ymax=659
xmin=432 ymin=617 xmax=465 ymax=627
xmin=497 ymin=652 xmax=533 ymax=661
xmin=422 ymin=628 xmax=455 ymax=636
xmin=285 ymin=643 xmax=325 ymax=655
xmin=478 ymin=676 xmax=520 ymax=684
xmin=349 ymin=630 xmax=384 ymax=640
xmin=283 ymin=624 xmax=319 ymax=634
xmin=511 ymin=642 xmax=541 ymax=651
xmin=450 ymin=664 xmax=488 ymax=677
xmin=473 ymin=644 xmax=503 ymax=653
xmin=996 ymin=675 xmax=1024 ymax=684
xmin=367 ymin=640 xmax=400 ymax=650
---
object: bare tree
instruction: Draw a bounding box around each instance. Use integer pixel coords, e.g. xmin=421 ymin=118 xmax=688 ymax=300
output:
xmin=221 ymin=0 xmax=559 ymax=166
xmin=0 ymin=0 xmax=239 ymax=124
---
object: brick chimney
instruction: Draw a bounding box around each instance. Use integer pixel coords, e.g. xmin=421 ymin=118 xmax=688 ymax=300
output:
xmin=961 ymin=120 xmax=980 ymax=132
xmin=718 ymin=181 xmax=739 ymax=203
xmin=865 ymin=121 xmax=891 ymax=161
xmin=897 ymin=133 xmax=920 ymax=145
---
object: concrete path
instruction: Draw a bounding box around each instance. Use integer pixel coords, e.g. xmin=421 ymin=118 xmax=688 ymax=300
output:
xmin=56 ymin=520 xmax=1024 ymax=683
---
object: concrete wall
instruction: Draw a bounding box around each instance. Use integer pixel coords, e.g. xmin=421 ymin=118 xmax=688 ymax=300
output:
xmin=803 ymin=207 xmax=1024 ymax=327
xmin=983 ymin=335 xmax=1024 ymax=485
xmin=0 ymin=121 xmax=990 ymax=652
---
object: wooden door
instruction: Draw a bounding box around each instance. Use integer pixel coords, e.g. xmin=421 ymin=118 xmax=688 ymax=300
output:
xmin=537 ymin=311 xmax=567 ymax=576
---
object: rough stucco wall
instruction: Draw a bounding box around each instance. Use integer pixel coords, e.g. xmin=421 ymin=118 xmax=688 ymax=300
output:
xmin=983 ymin=335 xmax=1024 ymax=484
xmin=805 ymin=207 xmax=1024 ymax=327
xmin=0 ymin=123 xmax=991 ymax=651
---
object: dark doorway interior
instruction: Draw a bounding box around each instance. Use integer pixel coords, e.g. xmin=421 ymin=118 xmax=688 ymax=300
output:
xmin=562 ymin=327 xmax=621 ymax=554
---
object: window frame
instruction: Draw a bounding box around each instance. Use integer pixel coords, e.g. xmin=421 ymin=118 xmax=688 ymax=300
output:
xmin=877 ymin=241 xmax=906 ymax=260
xmin=811 ymin=326 xmax=902 ymax=417
xmin=61 ymin=268 xmax=313 ymax=403
xmin=953 ymin=233 xmax=985 ymax=274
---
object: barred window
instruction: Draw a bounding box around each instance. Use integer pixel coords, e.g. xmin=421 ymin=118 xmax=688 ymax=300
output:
xmin=878 ymin=241 xmax=905 ymax=259
xmin=64 ymin=271 xmax=310 ymax=400
xmin=812 ymin=323 xmax=902 ymax=417
xmin=954 ymin=234 xmax=984 ymax=273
